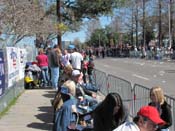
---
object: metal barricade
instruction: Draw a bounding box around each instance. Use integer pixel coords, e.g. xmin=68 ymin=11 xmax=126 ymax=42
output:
xmin=93 ymin=69 xmax=108 ymax=95
xmin=107 ymin=75 xmax=133 ymax=117
xmin=93 ymin=69 xmax=175 ymax=130
xmin=133 ymin=84 xmax=175 ymax=131
xmin=164 ymin=95 xmax=175 ymax=131
xmin=133 ymin=84 xmax=150 ymax=117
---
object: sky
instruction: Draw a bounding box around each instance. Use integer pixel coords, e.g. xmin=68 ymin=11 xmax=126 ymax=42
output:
xmin=62 ymin=16 xmax=112 ymax=43
xmin=11 ymin=16 xmax=112 ymax=46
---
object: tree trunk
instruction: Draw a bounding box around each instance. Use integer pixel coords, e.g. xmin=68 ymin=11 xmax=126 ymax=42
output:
xmin=142 ymin=0 xmax=146 ymax=47
xmin=135 ymin=1 xmax=139 ymax=47
xmin=158 ymin=0 xmax=162 ymax=48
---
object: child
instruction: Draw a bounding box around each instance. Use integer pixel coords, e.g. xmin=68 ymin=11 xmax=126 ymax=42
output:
xmin=87 ymin=57 xmax=94 ymax=84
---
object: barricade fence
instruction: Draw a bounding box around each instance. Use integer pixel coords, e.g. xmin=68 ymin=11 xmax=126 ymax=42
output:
xmin=93 ymin=69 xmax=175 ymax=131
xmin=164 ymin=95 xmax=175 ymax=131
xmin=133 ymin=84 xmax=150 ymax=116
xmin=107 ymin=74 xmax=133 ymax=118
xmin=93 ymin=69 xmax=108 ymax=95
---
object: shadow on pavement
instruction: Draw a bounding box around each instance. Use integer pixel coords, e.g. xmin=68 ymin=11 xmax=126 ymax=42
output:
xmin=27 ymin=122 xmax=53 ymax=131
xmin=43 ymin=93 xmax=56 ymax=98
xmin=27 ymin=106 xmax=54 ymax=130
xmin=27 ymin=90 xmax=55 ymax=130
xmin=43 ymin=90 xmax=56 ymax=98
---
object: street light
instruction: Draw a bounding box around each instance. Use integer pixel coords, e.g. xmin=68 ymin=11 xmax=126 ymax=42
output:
xmin=168 ymin=0 xmax=172 ymax=49
xmin=165 ymin=0 xmax=175 ymax=49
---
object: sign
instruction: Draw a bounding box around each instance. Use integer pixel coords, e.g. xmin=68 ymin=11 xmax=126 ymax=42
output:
xmin=18 ymin=48 xmax=26 ymax=79
xmin=6 ymin=47 xmax=19 ymax=88
xmin=0 ymin=50 xmax=5 ymax=96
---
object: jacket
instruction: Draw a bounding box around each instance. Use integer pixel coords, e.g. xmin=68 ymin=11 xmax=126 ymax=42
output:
xmin=149 ymin=101 xmax=172 ymax=130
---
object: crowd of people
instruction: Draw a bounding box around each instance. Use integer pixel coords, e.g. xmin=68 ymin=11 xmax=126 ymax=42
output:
xmin=24 ymin=45 xmax=172 ymax=131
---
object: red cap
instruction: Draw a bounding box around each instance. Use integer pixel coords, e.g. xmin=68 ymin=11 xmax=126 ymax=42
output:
xmin=137 ymin=106 xmax=165 ymax=125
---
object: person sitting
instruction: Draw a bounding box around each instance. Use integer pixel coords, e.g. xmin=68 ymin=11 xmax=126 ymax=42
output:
xmin=53 ymin=80 xmax=77 ymax=131
xmin=149 ymin=86 xmax=172 ymax=131
xmin=113 ymin=105 xmax=165 ymax=131
xmin=71 ymin=70 xmax=98 ymax=110
xmin=93 ymin=92 xmax=128 ymax=131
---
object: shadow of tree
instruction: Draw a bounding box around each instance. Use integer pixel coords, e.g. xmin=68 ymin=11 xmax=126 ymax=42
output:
xmin=27 ymin=89 xmax=55 ymax=130
xmin=27 ymin=106 xmax=54 ymax=130
xmin=43 ymin=93 xmax=55 ymax=98
xmin=27 ymin=122 xmax=53 ymax=131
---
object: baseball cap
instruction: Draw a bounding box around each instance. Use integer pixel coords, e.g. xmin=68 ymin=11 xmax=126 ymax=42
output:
xmin=137 ymin=106 xmax=165 ymax=125
xmin=72 ymin=70 xmax=81 ymax=76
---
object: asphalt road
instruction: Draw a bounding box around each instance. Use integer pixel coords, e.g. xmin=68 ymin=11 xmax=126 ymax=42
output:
xmin=94 ymin=57 xmax=175 ymax=97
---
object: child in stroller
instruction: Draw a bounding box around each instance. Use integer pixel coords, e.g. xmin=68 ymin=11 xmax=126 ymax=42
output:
xmin=24 ymin=62 xmax=41 ymax=89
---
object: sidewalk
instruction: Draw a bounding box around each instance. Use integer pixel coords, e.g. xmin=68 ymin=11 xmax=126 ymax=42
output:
xmin=0 ymin=89 xmax=55 ymax=131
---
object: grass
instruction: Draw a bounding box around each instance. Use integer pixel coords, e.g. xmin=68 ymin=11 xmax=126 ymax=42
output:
xmin=0 ymin=91 xmax=24 ymax=119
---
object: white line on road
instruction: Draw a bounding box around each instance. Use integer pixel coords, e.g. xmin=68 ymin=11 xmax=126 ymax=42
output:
xmin=132 ymin=74 xmax=149 ymax=81
xmin=134 ymin=62 xmax=145 ymax=66
xmin=104 ymin=64 xmax=110 ymax=67
xmin=162 ymin=80 xmax=166 ymax=83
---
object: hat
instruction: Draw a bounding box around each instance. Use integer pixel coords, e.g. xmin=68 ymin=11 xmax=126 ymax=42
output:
xmin=72 ymin=70 xmax=81 ymax=76
xmin=137 ymin=106 xmax=165 ymax=125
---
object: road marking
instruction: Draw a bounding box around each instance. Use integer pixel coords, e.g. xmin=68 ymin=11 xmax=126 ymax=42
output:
xmin=162 ymin=80 xmax=166 ymax=83
xmin=111 ymin=59 xmax=117 ymax=61
xmin=159 ymin=71 xmax=165 ymax=76
xmin=134 ymin=62 xmax=145 ymax=66
xmin=104 ymin=64 xmax=110 ymax=67
xmin=132 ymin=74 xmax=149 ymax=81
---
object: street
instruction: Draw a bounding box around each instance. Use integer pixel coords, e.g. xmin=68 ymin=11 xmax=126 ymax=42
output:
xmin=94 ymin=58 xmax=175 ymax=97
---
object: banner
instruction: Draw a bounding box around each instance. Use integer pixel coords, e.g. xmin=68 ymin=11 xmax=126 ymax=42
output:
xmin=6 ymin=47 xmax=20 ymax=88
xmin=0 ymin=50 xmax=5 ymax=97
xmin=18 ymin=48 xmax=26 ymax=79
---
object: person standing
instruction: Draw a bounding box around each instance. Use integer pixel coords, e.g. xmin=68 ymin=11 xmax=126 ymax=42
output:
xmin=69 ymin=48 xmax=83 ymax=71
xmin=36 ymin=48 xmax=49 ymax=87
xmin=60 ymin=49 xmax=70 ymax=67
xmin=149 ymin=86 xmax=172 ymax=131
xmin=48 ymin=45 xmax=62 ymax=90
xmin=82 ymin=54 xmax=89 ymax=83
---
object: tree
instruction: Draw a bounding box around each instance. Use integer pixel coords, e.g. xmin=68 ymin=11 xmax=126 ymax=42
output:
xmin=85 ymin=18 xmax=101 ymax=40
xmin=0 ymin=0 xmax=57 ymax=47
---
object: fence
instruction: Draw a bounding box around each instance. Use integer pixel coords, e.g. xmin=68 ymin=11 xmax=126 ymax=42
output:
xmin=93 ymin=69 xmax=108 ymax=95
xmin=93 ymin=68 xmax=175 ymax=131
xmin=107 ymin=74 xmax=133 ymax=118
xmin=0 ymin=47 xmax=26 ymax=113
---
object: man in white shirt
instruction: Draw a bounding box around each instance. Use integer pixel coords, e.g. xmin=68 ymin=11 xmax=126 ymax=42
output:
xmin=113 ymin=106 xmax=165 ymax=131
xmin=69 ymin=48 xmax=83 ymax=70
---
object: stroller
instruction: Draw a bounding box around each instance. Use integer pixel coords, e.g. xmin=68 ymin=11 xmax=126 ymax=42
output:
xmin=24 ymin=62 xmax=41 ymax=89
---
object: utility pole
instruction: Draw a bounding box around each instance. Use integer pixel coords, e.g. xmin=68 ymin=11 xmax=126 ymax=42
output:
xmin=56 ymin=0 xmax=62 ymax=50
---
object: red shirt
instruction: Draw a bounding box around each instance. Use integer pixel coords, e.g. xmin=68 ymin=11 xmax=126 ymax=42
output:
xmin=36 ymin=54 xmax=48 ymax=67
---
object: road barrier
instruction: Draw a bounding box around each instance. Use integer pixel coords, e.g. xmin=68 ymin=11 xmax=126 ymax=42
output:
xmin=93 ymin=69 xmax=108 ymax=95
xmin=93 ymin=69 xmax=175 ymax=131
xmin=107 ymin=74 xmax=133 ymax=117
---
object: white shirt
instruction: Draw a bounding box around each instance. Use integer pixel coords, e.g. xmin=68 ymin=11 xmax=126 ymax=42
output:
xmin=113 ymin=122 xmax=140 ymax=131
xmin=70 ymin=52 xmax=83 ymax=70
xmin=61 ymin=53 xmax=70 ymax=66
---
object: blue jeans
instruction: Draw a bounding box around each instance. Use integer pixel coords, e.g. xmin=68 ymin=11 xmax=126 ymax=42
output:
xmin=40 ymin=66 xmax=49 ymax=85
xmin=51 ymin=67 xmax=59 ymax=89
